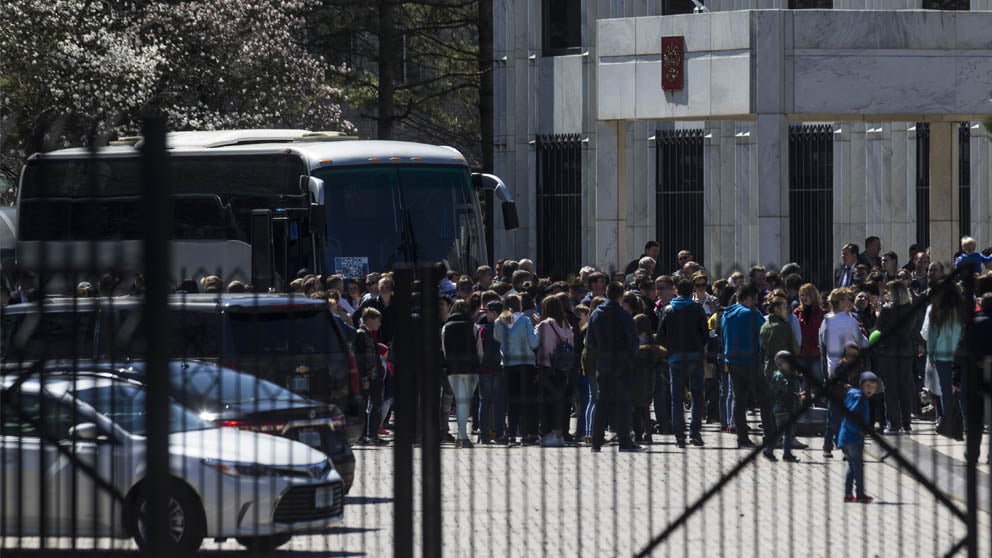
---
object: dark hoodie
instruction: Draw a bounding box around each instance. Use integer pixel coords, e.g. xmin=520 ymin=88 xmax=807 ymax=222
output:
xmin=441 ymin=313 xmax=479 ymax=375
xmin=657 ymin=295 xmax=709 ymax=363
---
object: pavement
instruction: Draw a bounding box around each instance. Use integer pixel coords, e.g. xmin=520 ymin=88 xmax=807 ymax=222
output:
xmin=3 ymin=416 xmax=989 ymax=557
xmin=267 ymin=415 xmax=990 ymax=557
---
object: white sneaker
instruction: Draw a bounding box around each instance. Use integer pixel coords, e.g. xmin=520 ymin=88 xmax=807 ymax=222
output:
xmin=541 ymin=433 xmax=564 ymax=447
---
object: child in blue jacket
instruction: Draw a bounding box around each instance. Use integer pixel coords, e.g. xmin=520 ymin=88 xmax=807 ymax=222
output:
xmin=838 ymin=371 xmax=880 ymax=503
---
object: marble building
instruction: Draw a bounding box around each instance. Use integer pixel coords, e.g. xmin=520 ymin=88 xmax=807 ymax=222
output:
xmin=492 ymin=1 xmax=992 ymax=287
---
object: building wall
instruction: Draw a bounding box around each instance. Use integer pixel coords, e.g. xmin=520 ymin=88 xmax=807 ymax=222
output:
xmin=494 ymin=1 xmax=992 ymax=277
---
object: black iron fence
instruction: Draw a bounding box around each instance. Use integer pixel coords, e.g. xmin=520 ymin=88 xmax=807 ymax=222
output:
xmin=536 ymin=134 xmax=582 ymax=281
xmin=789 ymin=124 xmax=834 ymax=291
xmin=915 ymin=122 xmax=972 ymax=249
xmin=1 ymin=118 xmax=991 ymax=558
xmin=916 ymin=122 xmax=931 ymax=250
xmin=960 ymin=122 xmax=971 ymax=239
xmin=655 ymin=129 xmax=704 ymax=275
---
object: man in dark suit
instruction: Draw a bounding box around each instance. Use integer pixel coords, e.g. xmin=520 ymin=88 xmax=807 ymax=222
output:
xmin=835 ymin=243 xmax=860 ymax=288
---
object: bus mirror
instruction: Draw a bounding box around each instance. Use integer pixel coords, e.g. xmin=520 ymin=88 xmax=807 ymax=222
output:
xmin=471 ymin=172 xmax=501 ymax=191
xmin=501 ymin=201 xmax=519 ymax=231
xmin=302 ymin=176 xmax=325 ymax=205
xmin=309 ymin=203 xmax=326 ymax=235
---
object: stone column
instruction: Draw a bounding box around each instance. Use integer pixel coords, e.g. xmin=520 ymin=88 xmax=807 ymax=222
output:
xmin=886 ymin=123 xmax=915 ymax=261
xmin=756 ymin=114 xmax=790 ymax=270
xmin=753 ymin=10 xmax=789 ymax=271
xmin=928 ymin=121 xmax=960 ymax=264
xmin=595 ymin=120 xmax=623 ymax=273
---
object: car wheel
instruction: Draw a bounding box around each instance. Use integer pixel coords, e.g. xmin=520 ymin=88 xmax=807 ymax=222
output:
xmin=236 ymin=534 xmax=293 ymax=553
xmin=127 ymin=480 xmax=206 ymax=554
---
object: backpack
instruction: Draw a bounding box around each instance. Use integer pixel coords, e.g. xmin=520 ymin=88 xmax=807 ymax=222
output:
xmin=548 ymin=322 xmax=576 ymax=372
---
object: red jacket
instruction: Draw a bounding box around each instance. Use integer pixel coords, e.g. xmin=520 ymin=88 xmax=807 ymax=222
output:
xmin=793 ymin=305 xmax=824 ymax=358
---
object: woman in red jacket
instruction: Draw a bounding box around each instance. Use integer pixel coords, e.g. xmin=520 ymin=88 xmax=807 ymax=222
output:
xmin=794 ymin=283 xmax=825 ymax=386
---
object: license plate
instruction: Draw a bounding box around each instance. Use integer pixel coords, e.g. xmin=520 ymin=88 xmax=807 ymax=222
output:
xmin=298 ymin=428 xmax=322 ymax=448
xmin=315 ymin=486 xmax=333 ymax=509
xmin=288 ymin=376 xmax=310 ymax=393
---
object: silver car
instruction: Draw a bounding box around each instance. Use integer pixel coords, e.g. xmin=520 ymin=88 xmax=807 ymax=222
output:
xmin=0 ymin=372 xmax=344 ymax=552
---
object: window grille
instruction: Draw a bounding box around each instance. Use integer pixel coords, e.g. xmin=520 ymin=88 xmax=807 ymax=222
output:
xmin=960 ymin=122 xmax=971 ymax=239
xmin=789 ymin=124 xmax=834 ymax=290
xmin=655 ymin=129 xmax=704 ymax=276
xmin=536 ymin=134 xmax=582 ymax=280
xmin=916 ymin=122 xmax=930 ymax=248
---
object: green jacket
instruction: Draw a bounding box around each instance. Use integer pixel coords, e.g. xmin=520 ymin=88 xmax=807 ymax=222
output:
xmin=770 ymin=369 xmax=802 ymax=416
xmin=759 ymin=315 xmax=799 ymax=378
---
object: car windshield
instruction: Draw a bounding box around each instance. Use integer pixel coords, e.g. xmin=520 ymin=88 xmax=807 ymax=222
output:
xmin=171 ymin=367 xmax=309 ymax=406
xmin=73 ymin=384 xmax=212 ymax=435
xmin=227 ymin=310 xmax=338 ymax=355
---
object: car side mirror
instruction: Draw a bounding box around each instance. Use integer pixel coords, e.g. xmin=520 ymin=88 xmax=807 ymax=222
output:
xmin=69 ymin=422 xmax=100 ymax=441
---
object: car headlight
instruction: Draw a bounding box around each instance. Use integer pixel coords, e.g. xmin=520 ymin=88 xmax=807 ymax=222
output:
xmin=204 ymin=459 xmax=332 ymax=479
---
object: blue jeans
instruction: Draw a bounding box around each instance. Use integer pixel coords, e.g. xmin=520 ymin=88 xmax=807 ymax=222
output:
xmin=670 ymin=358 xmax=704 ymax=439
xmin=934 ymin=360 xmax=959 ymax=422
xmin=478 ymin=374 xmax=507 ymax=440
xmin=719 ymin=364 xmax=734 ymax=429
xmin=842 ymin=444 xmax=866 ymax=497
xmin=823 ymin=399 xmax=844 ymax=452
xmin=576 ymin=375 xmax=598 ymax=438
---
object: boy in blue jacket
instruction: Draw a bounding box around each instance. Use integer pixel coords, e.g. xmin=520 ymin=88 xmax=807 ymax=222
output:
xmin=838 ymin=371 xmax=880 ymax=503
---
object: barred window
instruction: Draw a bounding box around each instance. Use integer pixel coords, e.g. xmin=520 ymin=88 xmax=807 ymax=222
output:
xmin=916 ymin=122 xmax=930 ymax=249
xmin=536 ymin=135 xmax=582 ymax=280
xmin=789 ymin=124 xmax=834 ymax=291
xmin=655 ymin=129 xmax=704 ymax=275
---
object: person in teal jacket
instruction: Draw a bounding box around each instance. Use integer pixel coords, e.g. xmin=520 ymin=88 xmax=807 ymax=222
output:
xmin=494 ymin=294 xmax=539 ymax=443
xmin=922 ymin=282 xmax=965 ymax=423
xmin=838 ymin=371 xmax=880 ymax=503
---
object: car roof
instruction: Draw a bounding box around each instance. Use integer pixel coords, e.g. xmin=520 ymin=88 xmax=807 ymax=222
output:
xmin=3 ymin=294 xmax=329 ymax=313
xmin=1 ymin=370 xmax=143 ymax=396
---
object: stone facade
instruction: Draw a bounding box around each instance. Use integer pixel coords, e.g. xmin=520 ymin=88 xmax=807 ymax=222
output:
xmin=494 ymin=1 xmax=992 ymax=281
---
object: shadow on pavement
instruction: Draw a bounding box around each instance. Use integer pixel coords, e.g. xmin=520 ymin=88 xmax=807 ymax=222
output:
xmin=345 ymin=495 xmax=394 ymax=505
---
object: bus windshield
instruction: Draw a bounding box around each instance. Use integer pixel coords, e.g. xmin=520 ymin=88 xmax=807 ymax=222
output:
xmin=312 ymin=165 xmax=486 ymax=275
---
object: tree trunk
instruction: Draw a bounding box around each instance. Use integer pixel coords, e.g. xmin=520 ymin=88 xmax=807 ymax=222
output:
xmin=377 ymin=0 xmax=398 ymax=139
xmin=478 ymin=0 xmax=493 ymax=174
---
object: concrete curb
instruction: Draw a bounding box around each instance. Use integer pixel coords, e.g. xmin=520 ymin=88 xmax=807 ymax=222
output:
xmin=865 ymin=433 xmax=991 ymax=513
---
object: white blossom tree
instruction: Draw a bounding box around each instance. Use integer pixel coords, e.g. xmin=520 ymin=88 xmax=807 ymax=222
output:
xmin=0 ymin=0 xmax=353 ymax=204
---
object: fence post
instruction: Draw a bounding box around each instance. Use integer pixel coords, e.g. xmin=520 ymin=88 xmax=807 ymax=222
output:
xmin=419 ymin=263 xmax=444 ymax=557
xmin=392 ymin=267 xmax=414 ymax=558
xmin=141 ymin=115 xmax=171 ymax=557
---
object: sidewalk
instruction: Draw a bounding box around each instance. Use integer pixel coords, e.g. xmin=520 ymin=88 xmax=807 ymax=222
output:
xmin=864 ymin=418 xmax=991 ymax=512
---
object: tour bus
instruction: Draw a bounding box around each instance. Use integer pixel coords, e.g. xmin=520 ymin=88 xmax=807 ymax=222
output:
xmin=15 ymin=129 xmax=518 ymax=292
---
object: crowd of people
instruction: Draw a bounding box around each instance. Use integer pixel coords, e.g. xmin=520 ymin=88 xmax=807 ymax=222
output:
xmin=333 ymin=236 xmax=992 ymax=484
xmin=7 ymin=235 xmax=991 ymax=500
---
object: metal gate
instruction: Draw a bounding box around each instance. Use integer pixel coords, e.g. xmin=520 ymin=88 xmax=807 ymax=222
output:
xmin=656 ymin=129 xmax=704 ymax=275
xmin=536 ymin=134 xmax=582 ymax=280
xmin=789 ymin=124 xmax=834 ymax=291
